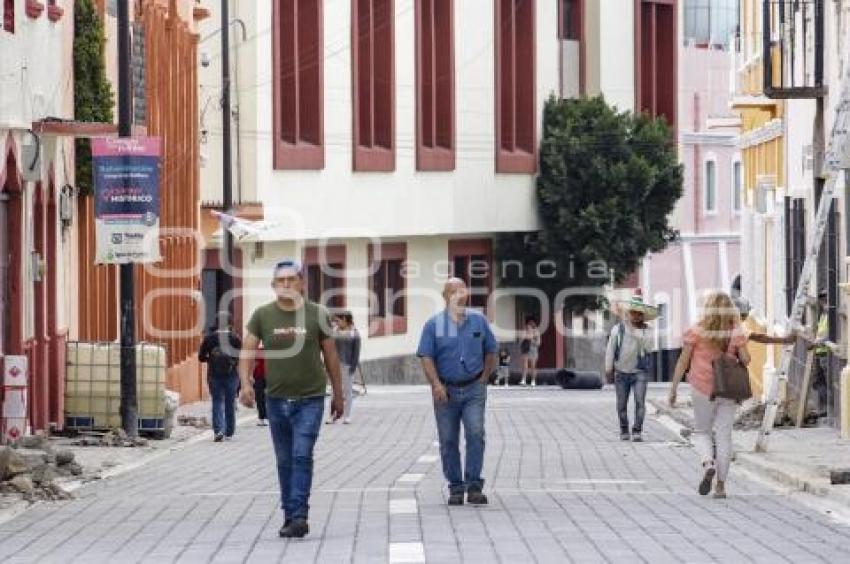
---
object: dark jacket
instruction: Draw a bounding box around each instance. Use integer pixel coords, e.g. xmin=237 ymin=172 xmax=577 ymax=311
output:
xmin=199 ymin=330 xmax=242 ymax=377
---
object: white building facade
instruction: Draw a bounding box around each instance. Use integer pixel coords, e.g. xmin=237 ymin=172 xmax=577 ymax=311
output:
xmin=199 ymin=0 xmax=679 ymax=379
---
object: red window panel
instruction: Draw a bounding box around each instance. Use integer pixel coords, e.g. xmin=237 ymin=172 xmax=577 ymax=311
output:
xmin=47 ymin=0 xmax=64 ymax=22
xmin=352 ymin=0 xmax=395 ymax=171
xmin=558 ymin=0 xmax=581 ymax=40
xmin=273 ymin=0 xmax=324 ymax=170
xmin=449 ymin=239 xmax=493 ymax=313
xmin=368 ymin=243 xmax=407 ymax=337
xmin=635 ymin=0 xmax=677 ymax=132
xmin=303 ymin=245 xmax=346 ymax=310
xmin=3 ymin=0 xmax=15 ymax=32
xmin=495 ymin=0 xmax=536 ymax=174
xmin=416 ymin=0 xmax=455 ymax=171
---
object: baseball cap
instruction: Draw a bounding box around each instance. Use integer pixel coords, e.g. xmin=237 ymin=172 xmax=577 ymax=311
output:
xmin=273 ymin=258 xmax=303 ymax=279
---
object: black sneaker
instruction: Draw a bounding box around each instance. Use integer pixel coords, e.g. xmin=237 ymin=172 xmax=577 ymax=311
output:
xmin=214 ymin=433 xmax=224 ymax=442
xmin=467 ymin=490 xmax=488 ymax=505
xmin=698 ymin=466 xmax=716 ymax=496
xmin=279 ymin=518 xmax=309 ymax=538
xmin=277 ymin=519 xmax=292 ymax=537
xmin=447 ymin=492 xmax=464 ymax=506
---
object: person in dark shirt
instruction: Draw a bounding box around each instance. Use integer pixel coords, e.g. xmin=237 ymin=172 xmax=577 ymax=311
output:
xmin=330 ymin=311 xmax=361 ymax=424
xmin=496 ymin=347 xmax=511 ymax=387
xmin=198 ymin=313 xmax=242 ymax=442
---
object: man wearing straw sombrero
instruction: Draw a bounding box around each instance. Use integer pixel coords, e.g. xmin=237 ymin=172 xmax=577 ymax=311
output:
xmin=605 ymin=292 xmax=658 ymax=442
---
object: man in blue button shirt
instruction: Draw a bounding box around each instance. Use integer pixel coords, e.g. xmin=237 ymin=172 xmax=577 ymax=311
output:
xmin=417 ymin=278 xmax=499 ymax=506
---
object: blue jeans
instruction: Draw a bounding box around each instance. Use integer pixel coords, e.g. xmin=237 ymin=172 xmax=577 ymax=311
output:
xmin=615 ymin=371 xmax=648 ymax=433
xmin=266 ymin=396 xmax=325 ymax=520
xmin=434 ymin=381 xmax=487 ymax=495
xmin=208 ymin=373 xmax=238 ymax=437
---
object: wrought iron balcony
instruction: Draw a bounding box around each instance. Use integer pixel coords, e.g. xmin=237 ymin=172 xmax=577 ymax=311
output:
xmin=763 ymin=0 xmax=825 ymax=99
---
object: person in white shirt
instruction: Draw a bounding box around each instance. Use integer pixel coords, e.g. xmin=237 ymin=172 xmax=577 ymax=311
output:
xmin=605 ymin=295 xmax=657 ymax=442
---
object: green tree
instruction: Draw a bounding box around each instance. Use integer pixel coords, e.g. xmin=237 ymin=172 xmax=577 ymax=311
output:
xmin=74 ymin=0 xmax=114 ymax=196
xmin=496 ymin=96 xmax=683 ymax=313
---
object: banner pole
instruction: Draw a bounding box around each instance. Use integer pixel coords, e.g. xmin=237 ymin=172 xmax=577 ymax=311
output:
xmin=117 ymin=0 xmax=138 ymax=438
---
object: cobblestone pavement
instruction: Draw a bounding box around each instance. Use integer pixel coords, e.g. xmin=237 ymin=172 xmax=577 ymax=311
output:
xmin=0 ymin=386 xmax=849 ymax=563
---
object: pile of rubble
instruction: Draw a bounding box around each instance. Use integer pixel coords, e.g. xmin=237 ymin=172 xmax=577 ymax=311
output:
xmin=0 ymin=436 xmax=82 ymax=502
xmin=177 ymin=415 xmax=210 ymax=429
xmin=734 ymin=401 xmax=768 ymax=430
xmin=71 ymin=429 xmax=149 ymax=448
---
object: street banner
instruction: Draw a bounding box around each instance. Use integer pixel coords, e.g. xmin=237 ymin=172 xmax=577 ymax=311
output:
xmin=92 ymin=137 xmax=162 ymax=264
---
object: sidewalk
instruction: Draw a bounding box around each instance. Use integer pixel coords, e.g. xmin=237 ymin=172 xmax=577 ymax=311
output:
xmin=0 ymin=399 xmax=260 ymax=522
xmin=649 ymin=387 xmax=850 ymax=507
xmin=58 ymin=399 xmax=260 ymax=487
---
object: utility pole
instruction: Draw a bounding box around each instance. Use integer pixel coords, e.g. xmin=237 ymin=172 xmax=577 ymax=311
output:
xmin=117 ymin=0 xmax=138 ymax=437
xmin=220 ymin=0 xmax=234 ymax=318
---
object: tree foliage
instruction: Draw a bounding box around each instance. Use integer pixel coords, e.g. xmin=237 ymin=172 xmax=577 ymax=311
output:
xmin=496 ymin=96 xmax=683 ymax=313
xmin=74 ymin=0 xmax=114 ymax=196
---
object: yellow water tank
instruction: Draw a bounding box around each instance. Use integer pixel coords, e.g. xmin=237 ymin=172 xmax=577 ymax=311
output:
xmin=65 ymin=342 xmax=168 ymax=432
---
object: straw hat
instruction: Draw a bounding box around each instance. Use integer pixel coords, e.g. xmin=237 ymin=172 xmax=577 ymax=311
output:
xmin=615 ymin=293 xmax=659 ymax=321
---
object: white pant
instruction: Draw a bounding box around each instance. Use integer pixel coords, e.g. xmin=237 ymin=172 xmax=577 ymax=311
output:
xmin=691 ymin=390 xmax=737 ymax=482
xmin=342 ymin=363 xmax=354 ymax=418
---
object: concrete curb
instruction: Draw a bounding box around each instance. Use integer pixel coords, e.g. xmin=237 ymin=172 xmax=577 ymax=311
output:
xmin=648 ymin=400 xmax=850 ymax=508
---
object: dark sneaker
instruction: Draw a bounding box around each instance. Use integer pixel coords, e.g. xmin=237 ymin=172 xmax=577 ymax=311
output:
xmin=213 ymin=433 xmax=224 ymax=442
xmin=279 ymin=518 xmax=309 ymax=538
xmin=447 ymin=492 xmax=464 ymax=506
xmin=631 ymin=432 xmax=643 ymax=442
xmin=277 ymin=518 xmax=292 ymax=537
xmin=467 ymin=490 xmax=488 ymax=505
xmin=698 ymin=466 xmax=716 ymax=496
xmin=620 ymin=432 xmax=631 ymax=441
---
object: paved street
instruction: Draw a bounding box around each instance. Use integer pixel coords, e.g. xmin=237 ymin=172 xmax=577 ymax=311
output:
xmin=0 ymin=386 xmax=849 ymax=563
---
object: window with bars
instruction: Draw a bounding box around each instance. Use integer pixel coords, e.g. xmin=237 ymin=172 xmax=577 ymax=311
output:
xmin=416 ymin=0 xmax=455 ymax=171
xmin=636 ymin=0 xmax=677 ymax=130
xmin=495 ymin=0 xmax=536 ymax=173
xmin=273 ymin=0 xmax=324 ymax=170
xmin=303 ymin=245 xmax=346 ymax=310
xmin=369 ymin=243 xmax=407 ymax=337
xmin=353 ymin=0 xmax=395 ymax=171
xmin=785 ymin=197 xmax=806 ymax=315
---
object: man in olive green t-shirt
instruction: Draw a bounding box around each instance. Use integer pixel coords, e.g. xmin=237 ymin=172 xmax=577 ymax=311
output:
xmin=239 ymin=259 xmax=343 ymax=539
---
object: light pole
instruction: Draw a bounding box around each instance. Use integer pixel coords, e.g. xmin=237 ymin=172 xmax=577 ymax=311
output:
xmin=220 ymin=0 xmax=234 ymax=320
xmin=117 ymin=0 xmax=138 ymax=437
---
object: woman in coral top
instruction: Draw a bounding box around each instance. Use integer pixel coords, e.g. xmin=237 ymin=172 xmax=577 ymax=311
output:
xmin=668 ymin=291 xmax=750 ymax=499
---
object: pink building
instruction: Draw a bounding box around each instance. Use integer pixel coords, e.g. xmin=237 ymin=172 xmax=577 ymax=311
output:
xmin=640 ymin=44 xmax=742 ymax=363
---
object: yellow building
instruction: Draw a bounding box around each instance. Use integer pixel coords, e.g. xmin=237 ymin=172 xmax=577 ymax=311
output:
xmin=732 ymin=0 xmax=790 ymax=398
